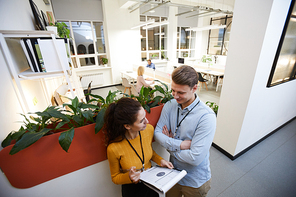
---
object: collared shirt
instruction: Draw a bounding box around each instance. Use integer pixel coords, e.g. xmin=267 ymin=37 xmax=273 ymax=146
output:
xmin=154 ymin=95 xmax=216 ymax=188
xmin=146 ymin=62 xmax=155 ymax=70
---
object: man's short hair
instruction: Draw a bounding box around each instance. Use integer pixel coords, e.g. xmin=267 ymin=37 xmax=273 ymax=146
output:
xmin=172 ymin=65 xmax=198 ymax=88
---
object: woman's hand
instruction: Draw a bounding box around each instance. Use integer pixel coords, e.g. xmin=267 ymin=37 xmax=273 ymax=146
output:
xmin=160 ymin=159 xmax=174 ymax=169
xmin=129 ymin=166 xmax=140 ymax=184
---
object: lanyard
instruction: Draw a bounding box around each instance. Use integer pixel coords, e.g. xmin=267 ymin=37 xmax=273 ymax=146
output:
xmin=176 ymin=100 xmax=200 ymax=131
xmin=125 ymin=131 xmax=145 ymax=171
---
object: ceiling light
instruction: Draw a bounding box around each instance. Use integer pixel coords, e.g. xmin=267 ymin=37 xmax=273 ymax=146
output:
xmin=143 ymin=20 xmax=169 ymax=30
xmin=131 ymin=19 xmax=155 ymax=29
xmin=186 ymin=24 xmax=226 ymax=31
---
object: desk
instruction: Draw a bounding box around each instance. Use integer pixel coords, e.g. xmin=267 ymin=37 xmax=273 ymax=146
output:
xmin=194 ymin=67 xmax=224 ymax=91
xmin=120 ymin=71 xmax=151 ymax=84
xmin=120 ymin=70 xmax=170 ymax=96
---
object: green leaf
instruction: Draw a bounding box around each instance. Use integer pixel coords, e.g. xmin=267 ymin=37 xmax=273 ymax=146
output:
xmin=73 ymin=115 xmax=84 ymax=126
xmin=58 ymin=127 xmax=75 ymax=152
xmin=82 ymin=110 xmax=95 ymax=122
xmin=154 ymin=85 xmax=165 ymax=94
xmin=150 ymin=96 xmax=161 ymax=108
xmin=89 ymin=94 xmax=105 ymax=103
xmin=72 ymin=97 xmax=79 ymax=109
xmin=106 ymin=90 xmax=120 ymax=104
xmin=1 ymin=132 xmax=13 ymax=148
xmin=11 ymin=127 xmax=27 ymax=140
xmin=80 ymin=103 xmax=99 ymax=109
xmin=95 ymin=108 xmax=106 ymax=134
xmin=63 ymin=104 xmax=77 ymax=114
xmin=144 ymin=105 xmax=151 ymax=113
xmin=56 ymin=121 xmax=68 ymax=129
xmin=47 ymin=107 xmax=70 ymax=122
xmin=9 ymin=128 xmax=52 ymax=155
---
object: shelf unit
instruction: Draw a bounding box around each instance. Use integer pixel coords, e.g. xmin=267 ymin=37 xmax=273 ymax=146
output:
xmin=0 ymin=30 xmax=76 ymax=114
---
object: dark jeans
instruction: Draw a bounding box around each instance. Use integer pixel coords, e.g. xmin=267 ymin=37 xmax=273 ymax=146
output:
xmin=122 ymin=182 xmax=158 ymax=197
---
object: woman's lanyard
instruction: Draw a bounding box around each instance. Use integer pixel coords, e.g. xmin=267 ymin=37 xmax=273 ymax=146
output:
xmin=176 ymin=100 xmax=200 ymax=131
xmin=125 ymin=131 xmax=145 ymax=171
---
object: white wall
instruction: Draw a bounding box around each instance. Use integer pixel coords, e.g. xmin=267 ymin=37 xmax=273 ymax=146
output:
xmin=214 ymin=0 xmax=296 ymax=156
xmin=0 ymin=0 xmax=54 ymax=148
xmin=0 ymin=160 xmax=121 ymax=197
xmin=51 ymin=0 xmax=103 ymax=21
xmin=102 ymin=0 xmax=141 ymax=84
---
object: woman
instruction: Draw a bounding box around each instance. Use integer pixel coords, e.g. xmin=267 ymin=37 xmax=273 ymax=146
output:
xmin=104 ymin=97 xmax=173 ymax=197
xmin=136 ymin=66 xmax=154 ymax=93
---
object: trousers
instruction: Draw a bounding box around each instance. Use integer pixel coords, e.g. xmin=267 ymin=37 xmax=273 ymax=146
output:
xmin=166 ymin=179 xmax=211 ymax=197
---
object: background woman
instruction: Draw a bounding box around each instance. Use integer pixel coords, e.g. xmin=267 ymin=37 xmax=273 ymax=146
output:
xmin=136 ymin=66 xmax=154 ymax=93
xmin=104 ymin=97 xmax=173 ymax=197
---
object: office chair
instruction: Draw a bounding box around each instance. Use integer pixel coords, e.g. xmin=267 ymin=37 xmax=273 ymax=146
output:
xmin=83 ymin=81 xmax=92 ymax=103
xmin=131 ymin=84 xmax=139 ymax=96
xmin=197 ymin=72 xmax=208 ymax=91
xmin=122 ymin=77 xmax=131 ymax=96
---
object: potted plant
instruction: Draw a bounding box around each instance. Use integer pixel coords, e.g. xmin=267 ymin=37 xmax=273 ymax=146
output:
xmin=101 ymin=57 xmax=108 ymax=67
xmin=46 ymin=13 xmax=58 ymax=36
xmin=54 ymin=22 xmax=70 ymax=38
xmin=206 ymin=101 xmax=219 ymax=115
xmin=0 ymin=91 xmax=120 ymax=188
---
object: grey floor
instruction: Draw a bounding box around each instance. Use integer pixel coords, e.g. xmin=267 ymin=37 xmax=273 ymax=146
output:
xmin=91 ymin=83 xmax=296 ymax=197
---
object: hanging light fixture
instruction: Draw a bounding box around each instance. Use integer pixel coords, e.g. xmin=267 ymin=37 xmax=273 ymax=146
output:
xmin=186 ymin=24 xmax=226 ymax=31
xmin=131 ymin=19 xmax=155 ymax=29
xmin=143 ymin=20 xmax=169 ymax=30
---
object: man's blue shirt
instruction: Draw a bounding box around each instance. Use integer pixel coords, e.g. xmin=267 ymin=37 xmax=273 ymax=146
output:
xmin=154 ymin=95 xmax=216 ymax=188
xmin=146 ymin=62 xmax=155 ymax=70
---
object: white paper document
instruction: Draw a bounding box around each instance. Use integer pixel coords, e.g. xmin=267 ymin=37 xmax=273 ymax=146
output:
xmin=140 ymin=166 xmax=187 ymax=195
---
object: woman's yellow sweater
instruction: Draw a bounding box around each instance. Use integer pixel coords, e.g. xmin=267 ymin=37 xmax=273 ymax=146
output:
xmin=107 ymin=124 xmax=163 ymax=185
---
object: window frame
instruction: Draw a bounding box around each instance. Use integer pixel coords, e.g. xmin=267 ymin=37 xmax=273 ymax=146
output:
xmin=140 ymin=15 xmax=168 ymax=61
xmin=59 ymin=20 xmax=108 ymax=68
xmin=207 ymin=15 xmax=232 ymax=56
xmin=176 ymin=26 xmax=196 ymax=58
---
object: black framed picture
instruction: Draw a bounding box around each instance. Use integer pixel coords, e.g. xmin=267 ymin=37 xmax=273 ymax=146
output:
xmin=267 ymin=0 xmax=296 ymax=87
xmin=41 ymin=10 xmax=49 ymax=27
xmin=29 ymin=0 xmax=46 ymax=30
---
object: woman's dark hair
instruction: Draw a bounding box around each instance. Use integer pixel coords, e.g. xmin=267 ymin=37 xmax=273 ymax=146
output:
xmin=103 ymin=97 xmax=142 ymax=145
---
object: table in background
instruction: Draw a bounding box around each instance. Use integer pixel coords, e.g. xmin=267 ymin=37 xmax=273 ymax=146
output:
xmin=194 ymin=67 xmax=224 ymax=91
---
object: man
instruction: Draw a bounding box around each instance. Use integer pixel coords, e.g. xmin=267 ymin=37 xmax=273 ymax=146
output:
xmin=154 ymin=65 xmax=216 ymax=197
xmin=146 ymin=59 xmax=155 ymax=70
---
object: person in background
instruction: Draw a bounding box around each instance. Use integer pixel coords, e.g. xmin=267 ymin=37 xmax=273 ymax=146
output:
xmin=146 ymin=59 xmax=155 ymax=70
xmin=136 ymin=66 xmax=154 ymax=93
xmin=154 ymin=65 xmax=216 ymax=197
xmin=104 ymin=97 xmax=173 ymax=197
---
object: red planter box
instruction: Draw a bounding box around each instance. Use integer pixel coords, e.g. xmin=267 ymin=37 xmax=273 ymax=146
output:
xmin=0 ymin=124 xmax=106 ymax=189
xmin=0 ymin=104 xmax=164 ymax=189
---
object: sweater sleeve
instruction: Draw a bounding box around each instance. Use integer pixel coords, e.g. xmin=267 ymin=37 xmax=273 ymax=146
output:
xmin=147 ymin=124 xmax=163 ymax=165
xmin=107 ymin=144 xmax=132 ymax=185
xmin=151 ymin=150 xmax=163 ymax=165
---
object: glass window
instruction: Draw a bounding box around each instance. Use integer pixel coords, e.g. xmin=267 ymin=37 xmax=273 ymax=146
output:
xmin=94 ymin=22 xmax=105 ymax=54
xmin=176 ymin=27 xmax=196 ymax=58
xmin=267 ymin=0 xmax=296 ymax=87
xmin=148 ymin=26 xmax=159 ymax=50
xmin=140 ymin=15 xmax=168 ymax=62
xmin=61 ymin=20 xmax=107 ymax=67
xmin=208 ymin=16 xmax=232 ymax=55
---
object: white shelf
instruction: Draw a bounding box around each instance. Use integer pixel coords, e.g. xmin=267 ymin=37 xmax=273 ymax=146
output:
xmin=18 ymin=69 xmax=64 ymax=80
xmin=0 ymin=30 xmax=76 ymax=113
xmin=0 ymin=30 xmax=57 ymax=38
